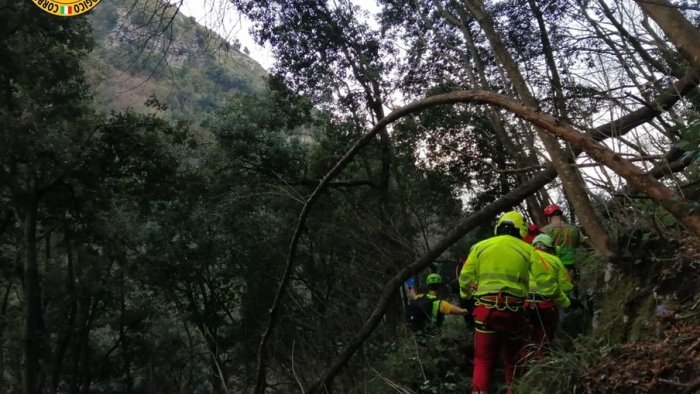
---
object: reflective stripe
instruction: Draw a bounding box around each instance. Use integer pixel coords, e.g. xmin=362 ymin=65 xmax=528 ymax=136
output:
xmin=431 ymin=300 xmax=440 ymax=323
xmin=478 ymin=273 xmax=528 ymax=286
xmin=459 ymin=270 xmax=472 ymax=282
xmin=474 ymin=319 xmax=495 ymax=334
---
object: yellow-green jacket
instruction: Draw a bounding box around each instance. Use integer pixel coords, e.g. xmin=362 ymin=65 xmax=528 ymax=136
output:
xmin=530 ymin=250 xmax=572 ymax=308
xmin=459 ymin=235 xmax=538 ymax=299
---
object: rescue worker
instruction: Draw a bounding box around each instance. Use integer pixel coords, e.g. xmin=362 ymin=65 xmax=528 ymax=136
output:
xmin=459 ymin=211 xmax=537 ymax=394
xmin=526 ymin=234 xmax=572 ymax=357
xmin=522 ymin=223 xmax=540 ymax=244
xmin=407 ymin=273 xmax=469 ymax=333
xmin=542 ymin=204 xmax=581 ymax=283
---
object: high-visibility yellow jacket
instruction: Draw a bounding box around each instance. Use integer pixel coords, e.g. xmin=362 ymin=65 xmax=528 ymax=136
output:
xmin=530 ymin=250 xmax=572 ymax=308
xmin=413 ymin=293 xmax=462 ymax=320
xmin=459 ymin=235 xmax=538 ymax=299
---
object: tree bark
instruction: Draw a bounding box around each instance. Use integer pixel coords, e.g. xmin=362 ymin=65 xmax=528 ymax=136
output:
xmin=306 ymin=166 xmax=557 ymax=393
xmin=21 ymin=193 xmax=43 ymax=394
xmin=634 ymin=0 xmax=700 ymax=72
xmin=596 ymin=0 xmax=681 ymax=78
xmin=452 ymin=9 xmax=548 ymax=223
xmin=304 ymin=90 xmax=700 ymax=392
xmin=463 ymin=0 xmax=616 ymax=260
xmin=256 ymin=87 xmax=700 ymax=392
xmin=51 ymin=238 xmax=76 ymax=394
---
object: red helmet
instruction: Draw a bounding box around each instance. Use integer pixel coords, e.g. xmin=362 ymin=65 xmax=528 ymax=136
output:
xmin=543 ymin=204 xmax=563 ymax=217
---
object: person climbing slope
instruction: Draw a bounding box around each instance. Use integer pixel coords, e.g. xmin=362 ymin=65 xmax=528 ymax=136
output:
xmin=526 ymin=234 xmax=572 ymax=357
xmin=542 ymin=204 xmax=582 ymax=283
xmin=459 ymin=211 xmax=537 ymax=394
xmin=406 ymin=273 xmax=469 ymax=333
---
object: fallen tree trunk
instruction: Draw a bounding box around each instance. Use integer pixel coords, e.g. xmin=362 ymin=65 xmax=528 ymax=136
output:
xmin=305 ymin=167 xmax=557 ymax=393
xmin=304 ymin=90 xmax=700 ymax=392
xmin=255 ymin=73 xmax=700 ymax=392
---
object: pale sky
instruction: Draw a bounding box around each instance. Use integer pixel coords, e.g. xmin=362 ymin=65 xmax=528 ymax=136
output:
xmin=178 ymin=0 xmax=382 ymax=71
xmin=179 ymin=0 xmax=275 ymax=70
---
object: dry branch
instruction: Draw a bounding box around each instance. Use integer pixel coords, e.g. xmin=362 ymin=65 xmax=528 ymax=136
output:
xmin=302 ymin=91 xmax=700 ymax=392
xmin=305 ymin=167 xmax=557 ymax=392
xmin=255 ymin=61 xmax=700 ymax=390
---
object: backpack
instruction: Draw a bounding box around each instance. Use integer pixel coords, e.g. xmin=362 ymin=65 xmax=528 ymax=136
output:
xmin=407 ymin=294 xmax=444 ymax=331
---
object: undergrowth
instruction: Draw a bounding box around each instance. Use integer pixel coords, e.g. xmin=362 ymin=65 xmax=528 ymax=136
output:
xmin=516 ymin=228 xmax=700 ymax=394
xmin=366 ymin=218 xmax=699 ymax=394
xmin=367 ymin=319 xmax=473 ymax=393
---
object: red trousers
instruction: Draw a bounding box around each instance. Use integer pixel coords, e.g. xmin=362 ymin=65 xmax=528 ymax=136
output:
xmin=525 ymin=301 xmax=558 ymax=358
xmin=471 ymin=305 xmax=528 ymax=394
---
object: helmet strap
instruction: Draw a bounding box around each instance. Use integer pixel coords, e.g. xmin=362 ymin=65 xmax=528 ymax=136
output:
xmin=496 ymin=223 xmax=521 ymax=238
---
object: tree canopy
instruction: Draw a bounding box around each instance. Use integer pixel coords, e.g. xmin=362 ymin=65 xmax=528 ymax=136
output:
xmin=1 ymin=0 xmax=699 ymax=393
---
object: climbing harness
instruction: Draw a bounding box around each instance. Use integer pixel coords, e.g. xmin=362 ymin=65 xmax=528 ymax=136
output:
xmin=475 ymin=293 xmax=524 ymax=312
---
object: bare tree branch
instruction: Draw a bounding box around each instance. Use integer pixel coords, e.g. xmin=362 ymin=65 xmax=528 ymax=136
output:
xmin=256 ymin=88 xmax=700 ymax=393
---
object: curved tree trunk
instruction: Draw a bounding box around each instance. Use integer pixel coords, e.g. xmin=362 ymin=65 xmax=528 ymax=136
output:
xmin=249 ymin=87 xmax=700 ymax=392
xmin=307 ymin=165 xmax=557 ymax=392
xmin=304 ymin=90 xmax=700 ymax=392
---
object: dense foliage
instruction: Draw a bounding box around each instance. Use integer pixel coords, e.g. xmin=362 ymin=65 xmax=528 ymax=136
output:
xmin=86 ymin=0 xmax=268 ymax=119
xmin=1 ymin=0 xmax=699 ymax=393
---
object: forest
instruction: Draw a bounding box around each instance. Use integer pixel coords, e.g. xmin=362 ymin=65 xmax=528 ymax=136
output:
xmin=0 ymin=0 xmax=699 ymax=393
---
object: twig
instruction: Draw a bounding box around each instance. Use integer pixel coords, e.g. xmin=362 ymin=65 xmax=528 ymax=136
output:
xmin=685 ymin=337 xmax=700 ymax=354
xmin=291 ymin=341 xmax=306 ymax=394
xmin=658 ymin=378 xmax=700 ymax=393
xmin=259 ymin=84 xmax=700 ymax=393
xmin=370 ymin=367 xmax=415 ymax=394
xmin=409 ymin=334 xmax=427 ymax=382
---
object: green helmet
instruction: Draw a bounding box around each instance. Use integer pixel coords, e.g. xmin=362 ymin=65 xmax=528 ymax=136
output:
xmin=533 ymin=234 xmax=554 ymax=249
xmin=495 ymin=211 xmax=528 ymax=238
xmin=425 ymin=273 xmax=442 ymax=285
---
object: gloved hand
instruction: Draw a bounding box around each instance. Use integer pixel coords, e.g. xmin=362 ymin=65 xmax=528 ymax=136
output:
xmin=459 ymin=297 xmax=475 ymax=311
xmin=405 ymin=277 xmax=416 ymax=288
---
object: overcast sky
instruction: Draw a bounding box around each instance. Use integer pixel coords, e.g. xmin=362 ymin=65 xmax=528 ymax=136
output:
xmin=178 ymin=0 xmax=382 ymax=71
xmin=178 ymin=0 xmax=275 ymax=70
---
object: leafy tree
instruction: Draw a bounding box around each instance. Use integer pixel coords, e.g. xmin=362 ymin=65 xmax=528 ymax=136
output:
xmin=0 ymin=4 xmax=96 ymax=392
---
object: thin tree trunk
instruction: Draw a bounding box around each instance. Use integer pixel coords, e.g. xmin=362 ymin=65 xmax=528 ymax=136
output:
xmin=528 ymin=0 xmax=568 ymax=121
xmin=304 ymin=89 xmax=700 ymax=392
xmin=257 ymin=85 xmax=700 ymax=391
xmin=447 ymin=5 xmax=547 ymax=223
xmin=464 ymin=0 xmax=616 ymax=259
xmin=51 ymin=239 xmax=76 ymax=394
xmin=119 ymin=261 xmax=132 ymax=394
xmin=634 ymin=0 xmax=700 ymax=71
xmin=306 ymin=164 xmax=559 ymax=393
xmin=0 ymin=281 xmax=13 ymax=389
xmin=22 ymin=193 xmax=43 ymax=394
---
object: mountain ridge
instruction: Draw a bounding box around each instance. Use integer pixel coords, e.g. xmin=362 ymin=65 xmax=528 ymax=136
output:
xmin=86 ymin=0 xmax=268 ymax=120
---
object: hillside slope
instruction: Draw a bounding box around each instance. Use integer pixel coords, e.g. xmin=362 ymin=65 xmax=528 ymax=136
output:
xmin=87 ymin=0 xmax=268 ymax=120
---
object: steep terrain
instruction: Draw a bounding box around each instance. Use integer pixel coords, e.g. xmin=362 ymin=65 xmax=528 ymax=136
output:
xmin=86 ymin=0 xmax=268 ymax=120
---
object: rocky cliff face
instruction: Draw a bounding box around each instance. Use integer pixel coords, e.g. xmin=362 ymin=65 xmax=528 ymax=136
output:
xmin=86 ymin=0 xmax=268 ymax=120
